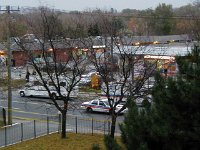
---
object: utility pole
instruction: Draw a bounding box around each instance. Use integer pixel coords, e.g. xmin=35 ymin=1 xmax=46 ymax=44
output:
xmin=0 ymin=6 xmax=20 ymax=125
xmin=110 ymin=16 xmax=115 ymax=81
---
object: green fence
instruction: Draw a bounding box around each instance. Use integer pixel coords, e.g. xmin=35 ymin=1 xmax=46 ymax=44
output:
xmin=0 ymin=114 xmax=113 ymax=148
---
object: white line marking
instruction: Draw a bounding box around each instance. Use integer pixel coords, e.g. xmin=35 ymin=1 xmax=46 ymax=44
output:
xmin=0 ymin=100 xmax=40 ymax=105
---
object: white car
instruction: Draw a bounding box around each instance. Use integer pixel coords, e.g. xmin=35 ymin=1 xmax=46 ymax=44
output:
xmin=19 ymin=85 xmax=68 ymax=100
xmin=79 ymin=77 xmax=91 ymax=85
xmin=81 ymin=98 xmax=128 ymax=114
xmin=81 ymin=72 xmax=99 ymax=78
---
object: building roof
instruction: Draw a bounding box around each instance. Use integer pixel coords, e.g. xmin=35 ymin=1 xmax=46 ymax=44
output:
xmin=113 ymin=43 xmax=192 ymax=57
xmin=122 ymin=34 xmax=191 ymax=45
xmin=9 ymin=34 xmax=193 ymax=54
xmin=10 ymin=38 xmax=105 ymax=51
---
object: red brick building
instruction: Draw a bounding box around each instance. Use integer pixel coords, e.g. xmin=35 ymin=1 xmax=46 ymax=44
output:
xmin=10 ymin=40 xmax=76 ymax=67
xmin=11 ymin=48 xmax=72 ymax=67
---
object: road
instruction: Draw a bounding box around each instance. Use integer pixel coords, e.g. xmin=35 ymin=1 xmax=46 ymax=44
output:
xmin=0 ymin=68 xmax=126 ymax=147
xmin=0 ymin=90 xmax=123 ymax=147
xmin=0 ymin=90 xmax=125 ymax=125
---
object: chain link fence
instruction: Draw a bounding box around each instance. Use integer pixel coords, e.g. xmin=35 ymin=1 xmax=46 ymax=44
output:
xmin=0 ymin=114 xmax=113 ymax=148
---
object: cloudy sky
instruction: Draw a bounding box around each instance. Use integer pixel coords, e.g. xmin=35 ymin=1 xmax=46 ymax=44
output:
xmin=0 ymin=0 xmax=193 ymax=11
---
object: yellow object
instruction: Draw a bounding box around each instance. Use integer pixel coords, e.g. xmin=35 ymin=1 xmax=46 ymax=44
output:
xmin=91 ymin=74 xmax=100 ymax=89
xmin=0 ymin=50 xmax=5 ymax=55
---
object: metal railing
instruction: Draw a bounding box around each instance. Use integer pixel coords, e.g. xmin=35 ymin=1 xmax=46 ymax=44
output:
xmin=0 ymin=114 xmax=113 ymax=148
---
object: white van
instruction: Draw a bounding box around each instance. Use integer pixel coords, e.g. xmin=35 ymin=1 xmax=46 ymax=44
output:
xmin=28 ymin=75 xmax=79 ymax=98
xmin=19 ymin=85 xmax=68 ymax=100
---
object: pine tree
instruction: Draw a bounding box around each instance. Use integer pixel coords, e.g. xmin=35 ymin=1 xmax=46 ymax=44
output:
xmin=120 ymin=45 xmax=200 ymax=150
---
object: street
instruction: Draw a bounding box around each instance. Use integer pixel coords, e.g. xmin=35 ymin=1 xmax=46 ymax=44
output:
xmin=1 ymin=90 xmax=125 ymax=148
xmin=0 ymin=90 xmax=125 ymax=124
xmin=0 ymin=66 xmax=125 ymax=138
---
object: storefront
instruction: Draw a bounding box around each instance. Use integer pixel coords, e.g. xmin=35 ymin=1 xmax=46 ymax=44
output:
xmin=144 ymin=55 xmax=177 ymax=77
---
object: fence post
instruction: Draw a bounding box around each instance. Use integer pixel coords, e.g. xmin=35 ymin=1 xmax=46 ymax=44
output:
xmin=75 ymin=116 xmax=77 ymax=134
xmin=3 ymin=108 xmax=6 ymax=126
xmin=108 ymin=121 xmax=110 ymax=135
xmin=5 ymin=127 xmax=7 ymax=146
xmin=92 ymin=118 xmax=94 ymax=136
xmin=58 ymin=114 xmax=61 ymax=134
xmin=104 ymin=121 xmax=106 ymax=135
xmin=21 ymin=123 xmax=23 ymax=142
xmin=34 ymin=120 xmax=36 ymax=138
xmin=47 ymin=116 xmax=49 ymax=134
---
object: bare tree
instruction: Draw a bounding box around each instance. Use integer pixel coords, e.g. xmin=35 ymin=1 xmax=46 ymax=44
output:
xmin=14 ymin=7 xmax=85 ymax=138
xmin=79 ymin=10 xmax=157 ymax=138
xmin=13 ymin=8 xmax=160 ymax=139
xmin=177 ymin=2 xmax=200 ymax=42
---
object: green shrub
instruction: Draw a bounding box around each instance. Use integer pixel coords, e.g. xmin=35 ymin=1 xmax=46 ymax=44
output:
xmin=92 ymin=143 xmax=101 ymax=150
xmin=104 ymin=135 xmax=122 ymax=150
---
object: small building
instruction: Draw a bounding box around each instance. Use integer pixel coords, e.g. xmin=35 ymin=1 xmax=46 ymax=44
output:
xmin=113 ymin=42 xmax=193 ymax=77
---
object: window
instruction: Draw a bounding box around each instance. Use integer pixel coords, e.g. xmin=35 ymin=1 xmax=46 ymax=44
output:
xmin=27 ymin=87 xmax=36 ymax=90
xmin=38 ymin=86 xmax=46 ymax=91
xmin=99 ymin=101 xmax=105 ymax=106
xmin=49 ymin=82 xmax=54 ymax=86
xmin=33 ymin=81 xmax=43 ymax=86
xmin=104 ymin=101 xmax=109 ymax=106
xmin=91 ymin=101 xmax=98 ymax=105
xmin=49 ymin=86 xmax=56 ymax=91
xmin=60 ymin=82 xmax=66 ymax=87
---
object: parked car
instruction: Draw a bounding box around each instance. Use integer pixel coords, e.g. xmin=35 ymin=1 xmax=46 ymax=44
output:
xmin=79 ymin=77 xmax=91 ymax=86
xmin=27 ymin=76 xmax=79 ymax=97
xmin=80 ymin=98 xmax=128 ymax=114
xmin=79 ymin=71 xmax=99 ymax=86
xmin=19 ymin=85 xmax=68 ymax=100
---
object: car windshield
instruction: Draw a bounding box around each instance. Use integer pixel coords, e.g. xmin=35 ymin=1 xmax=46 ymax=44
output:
xmin=103 ymin=101 xmax=109 ymax=106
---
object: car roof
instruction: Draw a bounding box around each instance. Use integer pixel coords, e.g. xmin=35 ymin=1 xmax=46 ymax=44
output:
xmin=92 ymin=98 xmax=108 ymax=102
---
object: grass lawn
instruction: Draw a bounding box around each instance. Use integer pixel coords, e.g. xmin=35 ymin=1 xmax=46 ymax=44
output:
xmin=79 ymin=86 xmax=101 ymax=93
xmin=1 ymin=133 xmax=125 ymax=150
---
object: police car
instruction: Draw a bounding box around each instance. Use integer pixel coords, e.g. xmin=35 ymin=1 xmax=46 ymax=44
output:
xmin=81 ymin=98 xmax=127 ymax=114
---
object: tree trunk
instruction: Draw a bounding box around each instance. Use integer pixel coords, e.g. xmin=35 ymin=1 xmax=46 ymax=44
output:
xmin=110 ymin=114 xmax=117 ymax=139
xmin=61 ymin=110 xmax=67 ymax=138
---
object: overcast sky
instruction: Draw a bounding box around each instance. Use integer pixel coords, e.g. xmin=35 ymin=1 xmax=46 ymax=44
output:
xmin=0 ymin=0 xmax=194 ymax=11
